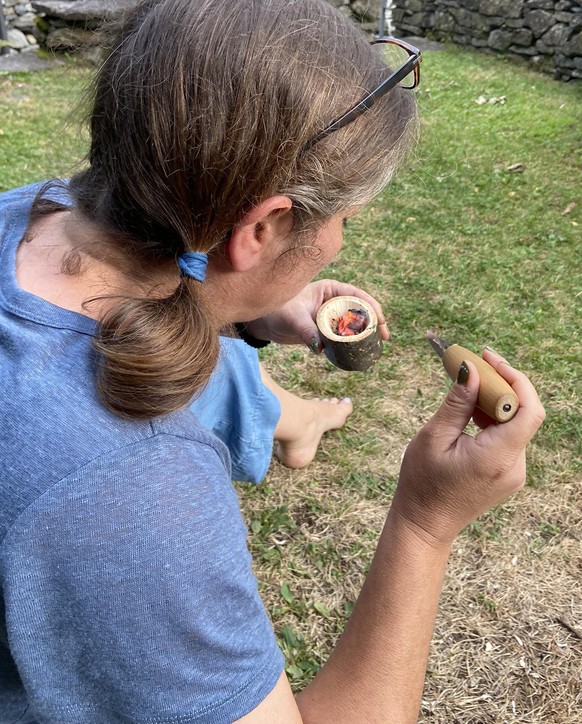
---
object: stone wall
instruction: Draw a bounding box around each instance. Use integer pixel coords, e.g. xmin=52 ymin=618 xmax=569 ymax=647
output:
xmin=392 ymin=1 xmax=582 ymax=81
xmin=1 ymin=0 xmax=39 ymax=53
xmin=1 ymin=0 xmax=381 ymax=61
xmin=29 ymin=0 xmax=138 ymax=61
xmin=330 ymin=0 xmax=382 ymax=34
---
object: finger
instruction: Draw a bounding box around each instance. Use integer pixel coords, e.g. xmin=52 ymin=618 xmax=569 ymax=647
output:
xmin=483 ymin=352 xmax=545 ymax=421
xmin=482 ymin=360 xmax=546 ymax=448
xmin=424 ymin=360 xmax=480 ymax=448
xmin=297 ymin=322 xmax=320 ymax=348
xmin=472 ymin=408 xmax=497 ymax=430
xmin=285 ymin=307 xmax=321 ymax=348
xmin=482 ymin=346 xmax=508 ymax=367
xmin=378 ymin=321 xmax=390 ymax=341
xmin=308 ymin=337 xmax=322 ymax=355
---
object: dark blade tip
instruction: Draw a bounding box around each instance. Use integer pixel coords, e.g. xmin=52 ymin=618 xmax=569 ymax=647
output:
xmin=426 ymin=330 xmax=448 ymax=359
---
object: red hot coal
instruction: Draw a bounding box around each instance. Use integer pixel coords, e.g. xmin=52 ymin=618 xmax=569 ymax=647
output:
xmin=336 ymin=309 xmax=368 ymax=336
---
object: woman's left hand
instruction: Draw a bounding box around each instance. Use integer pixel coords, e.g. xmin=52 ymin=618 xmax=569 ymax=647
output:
xmin=245 ymin=280 xmax=390 ymax=351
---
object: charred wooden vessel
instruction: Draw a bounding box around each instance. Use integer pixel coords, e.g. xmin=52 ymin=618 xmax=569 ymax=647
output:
xmin=316 ymin=296 xmax=383 ymax=372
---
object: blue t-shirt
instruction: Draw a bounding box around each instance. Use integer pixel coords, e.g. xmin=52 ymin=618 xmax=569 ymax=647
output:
xmin=0 ymin=185 xmax=284 ymax=723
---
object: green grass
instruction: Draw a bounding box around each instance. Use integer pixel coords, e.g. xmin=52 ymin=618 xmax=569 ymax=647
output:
xmin=0 ymin=62 xmax=89 ymax=190
xmin=2 ymin=47 xmax=581 ymax=720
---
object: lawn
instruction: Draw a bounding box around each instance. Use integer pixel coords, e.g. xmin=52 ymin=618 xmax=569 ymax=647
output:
xmin=1 ymin=45 xmax=580 ymax=722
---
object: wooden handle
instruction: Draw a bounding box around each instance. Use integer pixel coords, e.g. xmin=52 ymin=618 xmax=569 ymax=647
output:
xmin=443 ymin=345 xmax=519 ymax=423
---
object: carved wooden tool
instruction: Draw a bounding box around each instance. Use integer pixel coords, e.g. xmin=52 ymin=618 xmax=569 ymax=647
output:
xmin=426 ymin=331 xmax=519 ymax=423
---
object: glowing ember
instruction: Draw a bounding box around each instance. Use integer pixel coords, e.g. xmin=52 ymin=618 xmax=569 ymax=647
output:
xmin=336 ymin=308 xmax=368 ymax=336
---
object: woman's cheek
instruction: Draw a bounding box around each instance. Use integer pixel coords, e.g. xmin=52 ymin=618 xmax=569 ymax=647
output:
xmin=325 ymin=233 xmax=343 ymax=266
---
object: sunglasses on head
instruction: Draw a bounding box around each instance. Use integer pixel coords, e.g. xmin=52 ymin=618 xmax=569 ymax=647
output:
xmin=304 ymin=37 xmax=421 ymax=151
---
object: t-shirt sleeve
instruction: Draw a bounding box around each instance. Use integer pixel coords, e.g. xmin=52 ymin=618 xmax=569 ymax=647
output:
xmin=1 ymin=434 xmax=284 ymax=723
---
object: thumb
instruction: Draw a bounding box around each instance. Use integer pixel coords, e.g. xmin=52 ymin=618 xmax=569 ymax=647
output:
xmin=305 ymin=332 xmax=322 ymax=354
xmin=294 ymin=317 xmax=321 ymax=352
xmin=427 ymin=360 xmax=480 ymax=445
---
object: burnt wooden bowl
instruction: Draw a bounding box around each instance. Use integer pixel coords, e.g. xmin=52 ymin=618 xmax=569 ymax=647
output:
xmin=316 ymin=296 xmax=383 ymax=372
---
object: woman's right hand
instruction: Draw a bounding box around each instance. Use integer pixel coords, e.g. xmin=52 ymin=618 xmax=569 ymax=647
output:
xmin=391 ymin=349 xmax=546 ymax=547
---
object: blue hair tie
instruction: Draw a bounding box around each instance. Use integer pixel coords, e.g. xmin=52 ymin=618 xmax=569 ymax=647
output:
xmin=178 ymin=252 xmax=208 ymax=282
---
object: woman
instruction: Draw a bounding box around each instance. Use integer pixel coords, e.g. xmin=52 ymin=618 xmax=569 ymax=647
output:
xmin=0 ymin=0 xmax=544 ymax=722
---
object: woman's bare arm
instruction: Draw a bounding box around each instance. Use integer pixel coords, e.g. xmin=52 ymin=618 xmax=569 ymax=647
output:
xmin=236 ymin=350 xmax=545 ymax=723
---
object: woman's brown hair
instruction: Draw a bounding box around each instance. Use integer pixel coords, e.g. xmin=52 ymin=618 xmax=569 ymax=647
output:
xmin=58 ymin=0 xmax=417 ymax=418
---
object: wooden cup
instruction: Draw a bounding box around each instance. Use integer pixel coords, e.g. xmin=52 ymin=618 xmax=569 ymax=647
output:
xmin=316 ymin=296 xmax=383 ymax=372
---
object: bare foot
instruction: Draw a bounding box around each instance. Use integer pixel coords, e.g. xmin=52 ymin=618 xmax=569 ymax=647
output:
xmin=275 ymin=397 xmax=353 ymax=469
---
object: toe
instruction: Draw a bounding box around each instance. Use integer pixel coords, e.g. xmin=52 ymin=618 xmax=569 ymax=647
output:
xmin=341 ymin=399 xmax=353 ymax=416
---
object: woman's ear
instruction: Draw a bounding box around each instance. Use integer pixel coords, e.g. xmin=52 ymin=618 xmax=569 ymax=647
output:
xmin=227 ymin=195 xmax=293 ymax=272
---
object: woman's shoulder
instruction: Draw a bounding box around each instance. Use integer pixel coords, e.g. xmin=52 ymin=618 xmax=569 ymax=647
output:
xmin=0 ymin=179 xmax=71 ymax=205
xmin=71 ymin=420 xmax=233 ymax=500
xmin=152 ymin=410 xmax=232 ymax=474
xmin=0 ymin=398 xmax=233 ymax=547
xmin=0 ymin=182 xmax=41 ymax=209
xmin=0 ymin=180 xmax=69 ymax=219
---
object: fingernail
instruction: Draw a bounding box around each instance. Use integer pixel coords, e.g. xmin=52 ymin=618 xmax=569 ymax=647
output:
xmin=308 ymin=338 xmax=320 ymax=354
xmin=457 ymin=361 xmax=469 ymax=385
xmin=341 ymin=397 xmax=351 ymax=404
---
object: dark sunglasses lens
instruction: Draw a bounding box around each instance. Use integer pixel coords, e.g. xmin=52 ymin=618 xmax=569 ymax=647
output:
xmin=378 ymin=42 xmax=416 ymax=89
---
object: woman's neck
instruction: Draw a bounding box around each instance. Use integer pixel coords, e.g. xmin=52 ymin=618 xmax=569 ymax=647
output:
xmin=15 ymin=209 xmax=263 ymax=327
xmin=16 ymin=210 xmax=180 ymax=319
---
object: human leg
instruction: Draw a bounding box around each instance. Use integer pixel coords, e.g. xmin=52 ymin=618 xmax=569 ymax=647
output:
xmin=190 ymin=337 xmax=352 ymax=480
xmin=259 ymin=363 xmax=352 ymax=469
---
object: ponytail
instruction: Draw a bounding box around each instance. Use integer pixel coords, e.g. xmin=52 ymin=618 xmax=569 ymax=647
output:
xmin=93 ymin=279 xmax=219 ymax=419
